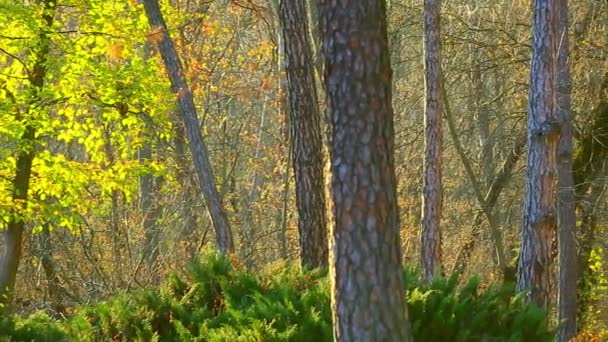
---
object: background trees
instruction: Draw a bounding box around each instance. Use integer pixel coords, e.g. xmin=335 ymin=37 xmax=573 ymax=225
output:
xmin=0 ymin=0 xmax=607 ymax=337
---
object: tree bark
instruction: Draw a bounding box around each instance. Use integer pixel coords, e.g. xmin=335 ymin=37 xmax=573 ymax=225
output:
xmin=516 ymin=0 xmax=559 ymax=309
xmin=555 ymin=0 xmax=577 ymax=339
xmin=0 ymin=0 xmax=55 ymax=309
xmin=319 ymin=0 xmax=413 ymax=339
xmin=421 ymin=0 xmax=444 ymax=282
xmin=280 ymin=0 xmax=328 ymax=269
xmin=142 ymin=0 xmax=234 ymax=254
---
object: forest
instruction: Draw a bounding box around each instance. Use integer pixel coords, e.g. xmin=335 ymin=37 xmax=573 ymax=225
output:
xmin=0 ymin=0 xmax=606 ymax=341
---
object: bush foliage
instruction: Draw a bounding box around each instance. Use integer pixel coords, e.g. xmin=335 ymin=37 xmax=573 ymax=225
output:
xmin=0 ymin=253 xmax=553 ymax=341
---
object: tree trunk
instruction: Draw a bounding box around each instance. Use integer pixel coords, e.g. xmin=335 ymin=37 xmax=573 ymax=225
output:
xmin=0 ymin=0 xmax=55 ymax=309
xmin=516 ymin=0 xmax=559 ymax=309
xmin=172 ymin=118 xmax=201 ymax=259
xmin=421 ymin=0 xmax=444 ymax=282
xmin=139 ymin=133 xmax=163 ymax=266
xmin=555 ymin=0 xmax=577 ymax=339
xmin=466 ymin=2 xmax=494 ymax=188
xmin=280 ymin=0 xmax=328 ymax=269
xmin=319 ymin=0 xmax=413 ymax=339
xmin=451 ymin=132 xmax=526 ymax=277
xmin=38 ymin=223 xmax=60 ymax=301
xmin=142 ymin=0 xmax=234 ymax=254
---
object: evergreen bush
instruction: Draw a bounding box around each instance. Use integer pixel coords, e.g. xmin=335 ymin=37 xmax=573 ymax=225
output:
xmin=0 ymin=253 xmax=553 ymax=341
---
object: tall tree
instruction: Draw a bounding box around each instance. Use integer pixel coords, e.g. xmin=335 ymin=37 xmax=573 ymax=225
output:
xmin=556 ymin=0 xmax=577 ymax=339
xmin=516 ymin=0 xmax=560 ymax=309
xmin=0 ymin=0 xmax=56 ymax=309
xmin=280 ymin=0 xmax=328 ymax=268
xmin=421 ymin=0 xmax=444 ymax=282
xmin=142 ymin=0 xmax=234 ymax=254
xmin=318 ymin=0 xmax=413 ymax=339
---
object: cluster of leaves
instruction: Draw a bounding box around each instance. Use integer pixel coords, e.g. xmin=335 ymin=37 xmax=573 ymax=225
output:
xmin=0 ymin=0 xmax=173 ymax=232
xmin=0 ymin=253 xmax=553 ymax=341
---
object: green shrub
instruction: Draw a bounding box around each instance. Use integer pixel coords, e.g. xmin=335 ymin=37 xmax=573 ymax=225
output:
xmin=0 ymin=253 xmax=553 ymax=341
xmin=404 ymin=270 xmax=553 ymax=341
xmin=0 ymin=311 xmax=66 ymax=342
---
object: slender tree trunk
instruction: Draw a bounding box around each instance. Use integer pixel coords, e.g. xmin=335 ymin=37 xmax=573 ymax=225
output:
xmin=443 ymin=83 xmax=510 ymax=277
xmin=466 ymin=3 xmax=494 ymax=188
xmin=276 ymin=31 xmax=291 ymax=261
xmin=142 ymin=0 xmax=234 ymax=254
xmin=555 ymin=0 xmax=577 ymax=339
xmin=280 ymin=0 xmax=328 ymax=269
xmin=38 ymin=223 xmax=60 ymax=301
xmin=516 ymin=0 xmax=560 ymax=309
xmin=0 ymin=0 xmax=55 ymax=309
xmin=319 ymin=0 xmax=413 ymax=339
xmin=239 ymin=94 xmax=269 ymax=266
xmin=451 ymin=132 xmax=526 ymax=277
xmin=172 ymin=119 xmax=200 ymax=258
xmin=139 ymin=134 xmax=163 ymax=266
xmin=421 ymin=0 xmax=444 ymax=282
xmin=277 ymin=138 xmax=291 ymax=260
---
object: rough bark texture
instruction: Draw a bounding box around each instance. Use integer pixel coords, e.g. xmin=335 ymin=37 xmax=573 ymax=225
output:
xmin=280 ymin=0 xmax=328 ymax=269
xmin=319 ymin=0 xmax=413 ymax=340
xmin=421 ymin=0 xmax=443 ymax=282
xmin=142 ymin=0 xmax=234 ymax=254
xmin=0 ymin=0 xmax=55 ymax=309
xmin=555 ymin=0 xmax=577 ymax=339
xmin=516 ymin=0 xmax=559 ymax=310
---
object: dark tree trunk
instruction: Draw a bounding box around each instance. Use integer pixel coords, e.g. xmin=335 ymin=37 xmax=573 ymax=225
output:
xmin=516 ymin=0 xmax=560 ymax=309
xmin=0 ymin=0 xmax=55 ymax=309
xmin=318 ymin=0 xmax=413 ymax=339
xmin=555 ymin=0 xmax=577 ymax=339
xmin=280 ymin=0 xmax=328 ymax=269
xmin=142 ymin=0 xmax=234 ymax=254
xmin=421 ymin=0 xmax=444 ymax=282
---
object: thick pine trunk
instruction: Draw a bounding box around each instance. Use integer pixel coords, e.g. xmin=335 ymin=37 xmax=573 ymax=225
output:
xmin=319 ymin=0 xmax=413 ymax=339
xmin=280 ymin=0 xmax=328 ymax=269
xmin=421 ymin=0 xmax=444 ymax=282
xmin=516 ymin=0 xmax=559 ymax=309
xmin=142 ymin=0 xmax=234 ymax=254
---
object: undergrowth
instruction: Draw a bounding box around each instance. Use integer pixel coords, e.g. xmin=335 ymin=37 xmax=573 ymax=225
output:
xmin=0 ymin=253 xmax=553 ymax=341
